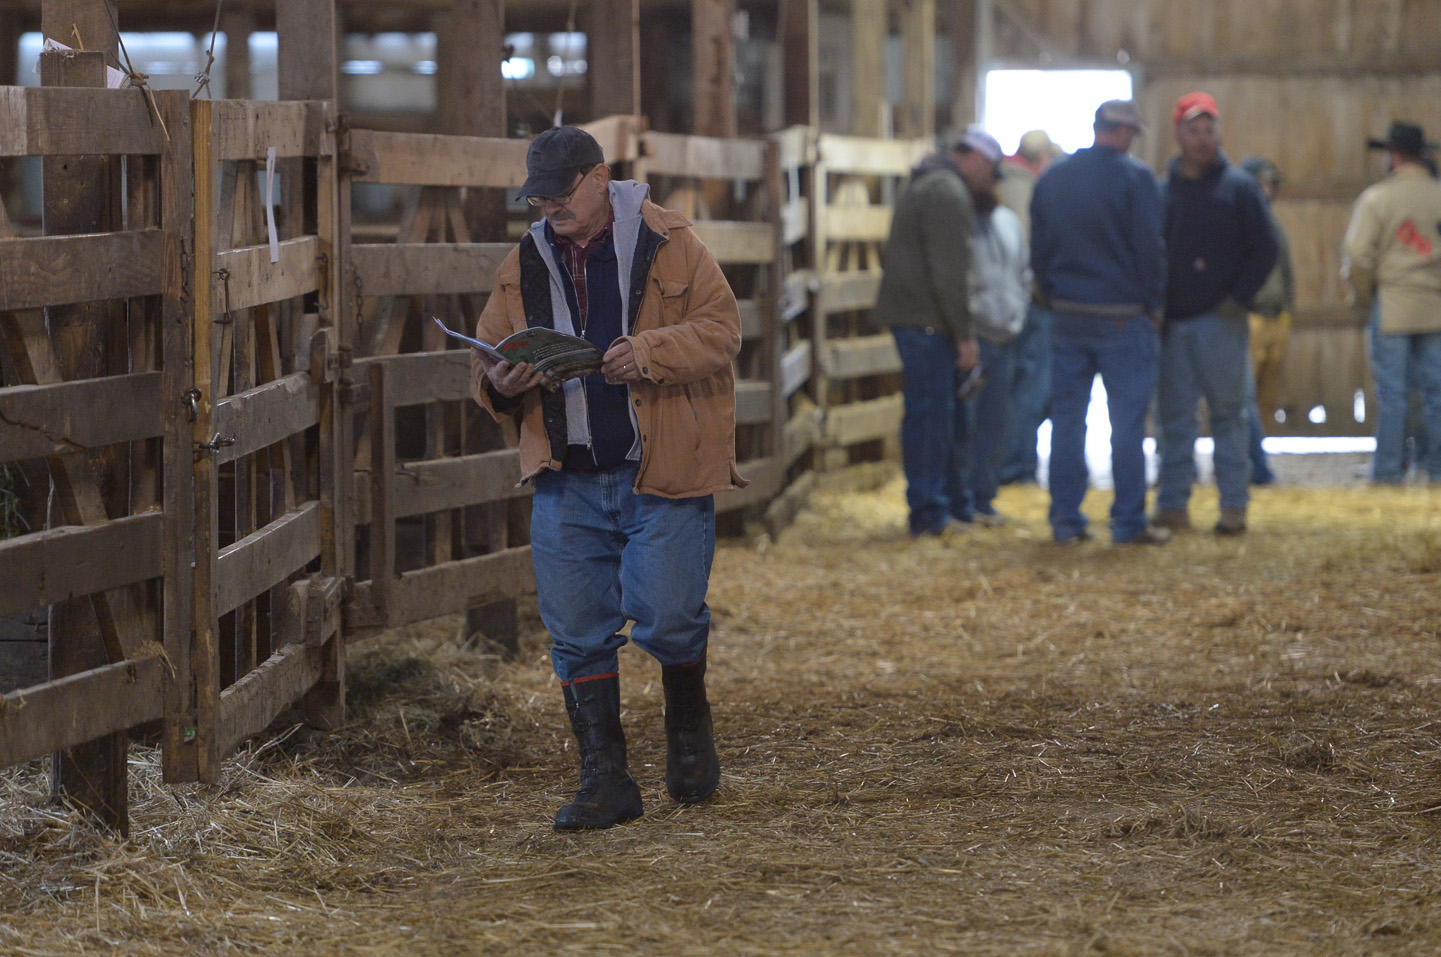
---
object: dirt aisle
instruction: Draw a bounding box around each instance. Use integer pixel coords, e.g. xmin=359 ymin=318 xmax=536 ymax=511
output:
xmin=6 ymin=473 xmax=1441 ymax=956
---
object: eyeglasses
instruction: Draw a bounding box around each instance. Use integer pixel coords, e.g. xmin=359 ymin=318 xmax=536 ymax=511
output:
xmin=525 ymin=166 xmax=595 ymax=208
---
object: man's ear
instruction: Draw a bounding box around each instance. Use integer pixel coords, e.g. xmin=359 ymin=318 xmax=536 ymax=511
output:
xmin=594 ymin=164 xmax=613 ymax=188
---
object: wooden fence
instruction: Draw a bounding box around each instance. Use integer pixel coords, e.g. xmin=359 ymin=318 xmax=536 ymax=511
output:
xmin=3 ymin=87 xmax=1375 ymax=827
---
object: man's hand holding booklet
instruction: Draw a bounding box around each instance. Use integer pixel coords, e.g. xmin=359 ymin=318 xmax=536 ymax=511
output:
xmin=434 ymin=317 xmax=605 ymax=385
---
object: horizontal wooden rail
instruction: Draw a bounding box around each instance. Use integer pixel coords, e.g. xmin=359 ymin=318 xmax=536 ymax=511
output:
xmin=824 ymin=333 xmax=901 ymax=379
xmin=0 ymin=513 xmax=165 ymax=618
xmin=381 ymin=449 xmax=527 ymax=521
xmin=213 ymin=503 xmax=322 ymax=616
xmin=817 ymin=271 xmax=883 ymax=316
xmin=0 ymin=372 xmax=163 ymax=460
xmin=817 ymin=134 xmax=928 ymax=175
xmin=781 ymin=342 xmax=812 ymax=398
xmin=0 ymin=230 xmax=166 ymax=311
xmin=641 ymin=131 xmax=767 ymax=181
xmin=210 ymin=99 xmax=331 ymax=161
xmin=822 ymin=206 xmax=892 ymax=244
xmin=826 ymin=394 xmax=903 ymax=447
xmin=773 ymin=126 xmax=817 ymax=170
xmin=0 ymin=87 xmax=167 ymax=157
xmin=215 ymin=641 xmax=325 ymax=758
xmin=691 ymin=221 xmax=776 ymax=264
xmin=0 ymin=657 xmax=165 ymax=767
xmin=346 ymin=129 xmax=528 ymax=187
xmin=354 ymin=351 xmax=472 ymax=406
xmin=213 ymin=237 xmax=321 ymax=314
xmin=349 ymin=546 xmax=533 ymax=631
xmin=348 ymin=243 xmax=510 ymax=297
xmin=213 ymin=371 xmax=320 ymax=465
xmin=736 ymin=382 xmax=773 ymax=426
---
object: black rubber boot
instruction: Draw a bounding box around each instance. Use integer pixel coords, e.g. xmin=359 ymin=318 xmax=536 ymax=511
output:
xmin=661 ymin=656 xmax=721 ymax=803
xmin=554 ymin=675 xmax=644 ymax=831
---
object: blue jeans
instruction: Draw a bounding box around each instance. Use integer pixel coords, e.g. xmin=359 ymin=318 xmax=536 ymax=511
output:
xmin=1368 ymin=304 xmax=1441 ymax=482
xmin=1048 ymin=313 xmax=1159 ymax=543
xmin=1245 ymin=362 xmax=1275 ymax=484
xmin=966 ymin=336 xmax=1020 ymax=514
xmin=893 ymin=328 xmax=971 ymax=533
xmin=1157 ymin=312 xmax=1251 ymax=513
xmin=530 ymin=464 xmax=715 ymax=682
xmin=999 ymin=303 xmax=1053 ymax=484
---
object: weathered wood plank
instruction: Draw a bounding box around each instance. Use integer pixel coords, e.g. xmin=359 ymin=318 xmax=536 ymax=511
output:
xmin=0 ymin=657 xmax=164 ymax=767
xmin=817 ymin=134 xmax=929 ymax=175
xmin=214 ymin=641 xmax=323 ymax=758
xmin=640 ymin=131 xmax=767 ymax=181
xmin=582 ymin=115 xmax=645 ymax=165
xmin=781 ymin=197 xmax=810 ymax=247
xmin=0 ymin=513 xmax=165 ymax=618
xmin=690 ymin=221 xmax=776 ymax=264
xmin=822 ymin=206 xmax=892 ymax=243
xmin=348 ymin=243 xmax=511 ymax=297
xmin=774 ymin=126 xmax=817 ymax=171
xmin=387 ymin=450 xmax=527 ymax=520
xmin=824 ymin=333 xmax=901 ymax=379
xmin=0 ymin=87 xmax=166 ymax=157
xmin=212 ymin=371 xmax=320 ymax=465
xmin=783 ymin=405 xmax=822 ymax=468
xmin=212 ymin=503 xmax=322 ymax=616
xmin=0 ymin=373 xmax=162 ymax=460
xmin=826 ymin=394 xmax=903 ymax=446
xmin=737 ymin=299 xmax=762 ymax=340
xmin=780 ymin=270 xmax=812 ymax=322
xmin=736 ymin=381 xmax=772 ymax=426
xmin=213 ymin=237 xmax=321 ymax=314
xmin=781 ymin=340 xmax=812 ymax=398
xmin=346 ymin=129 xmax=529 ymax=187
xmin=0 ymin=230 xmax=166 ymax=311
xmin=386 ymin=546 xmax=534 ymax=626
xmin=210 ymin=99 xmax=330 ymax=161
xmin=353 ymin=351 xmax=472 ymax=406
xmin=817 ymin=270 xmax=883 ymax=316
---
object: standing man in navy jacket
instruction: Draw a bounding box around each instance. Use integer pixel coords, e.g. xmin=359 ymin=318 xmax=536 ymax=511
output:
xmin=1153 ymin=92 xmax=1279 ymax=536
xmin=1030 ymin=99 xmax=1169 ymax=545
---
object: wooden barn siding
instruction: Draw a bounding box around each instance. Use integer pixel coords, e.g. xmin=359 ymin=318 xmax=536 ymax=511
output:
xmin=990 ymin=0 xmax=1441 ymax=434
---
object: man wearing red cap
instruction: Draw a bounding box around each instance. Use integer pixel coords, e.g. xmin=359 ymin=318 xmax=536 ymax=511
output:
xmin=1153 ymin=92 xmax=1279 ymax=536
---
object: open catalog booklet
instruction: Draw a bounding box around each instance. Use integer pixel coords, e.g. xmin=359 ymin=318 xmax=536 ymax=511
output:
xmin=433 ymin=317 xmax=605 ymax=384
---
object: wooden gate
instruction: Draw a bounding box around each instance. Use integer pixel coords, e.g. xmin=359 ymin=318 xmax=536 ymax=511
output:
xmin=0 ymin=86 xmax=192 ymax=811
xmin=187 ymin=97 xmax=345 ymax=782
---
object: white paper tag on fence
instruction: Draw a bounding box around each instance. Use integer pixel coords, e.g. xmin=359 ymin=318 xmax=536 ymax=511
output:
xmin=265 ymin=146 xmax=280 ymax=264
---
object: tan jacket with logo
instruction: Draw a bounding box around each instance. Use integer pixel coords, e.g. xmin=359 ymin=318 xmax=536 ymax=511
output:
xmin=470 ymin=198 xmax=747 ymax=499
xmin=1342 ymin=164 xmax=1441 ymax=334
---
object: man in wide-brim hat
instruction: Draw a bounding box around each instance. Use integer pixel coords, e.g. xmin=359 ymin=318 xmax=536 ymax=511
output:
xmin=1342 ymin=121 xmax=1441 ymax=484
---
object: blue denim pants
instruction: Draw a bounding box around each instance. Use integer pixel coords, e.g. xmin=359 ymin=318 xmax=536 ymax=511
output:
xmin=1368 ymin=305 xmax=1441 ymax=482
xmin=966 ymin=336 xmax=1020 ymax=515
xmin=1048 ymin=313 xmax=1159 ymax=543
xmin=530 ymin=464 xmax=715 ymax=682
xmin=892 ymin=327 xmax=971 ymax=533
xmin=1156 ymin=312 xmax=1251 ymax=513
xmin=999 ymin=303 xmax=1053 ymax=484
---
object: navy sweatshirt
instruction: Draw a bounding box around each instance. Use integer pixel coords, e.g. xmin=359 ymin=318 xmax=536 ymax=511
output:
xmin=1029 ymin=145 xmax=1166 ymax=316
xmin=1162 ymin=153 xmax=1279 ymax=320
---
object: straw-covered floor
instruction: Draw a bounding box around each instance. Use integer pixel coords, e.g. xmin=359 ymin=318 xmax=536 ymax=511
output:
xmin=4 ymin=466 xmax=1441 ymax=955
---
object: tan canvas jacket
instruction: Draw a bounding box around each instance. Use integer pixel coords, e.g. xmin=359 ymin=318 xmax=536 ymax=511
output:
xmin=1342 ymin=165 xmax=1441 ymax=334
xmin=470 ymin=196 xmax=747 ymax=499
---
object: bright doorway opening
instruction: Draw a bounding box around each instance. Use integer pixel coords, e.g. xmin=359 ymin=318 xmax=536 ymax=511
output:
xmin=981 ymin=68 xmax=1133 ymax=156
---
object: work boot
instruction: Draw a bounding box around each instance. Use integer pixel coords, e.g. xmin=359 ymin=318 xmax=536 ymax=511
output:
xmin=661 ymin=656 xmax=721 ymax=803
xmin=554 ymin=675 xmax=644 ymax=831
xmin=1150 ymin=509 xmax=1191 ymax=532
xmin=1215 ymin=507 xmax=1248 ymax=536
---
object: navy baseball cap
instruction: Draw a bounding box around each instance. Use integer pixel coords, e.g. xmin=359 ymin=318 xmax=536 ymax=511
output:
xmin=518 ymin=126 xmax=605 ymax=199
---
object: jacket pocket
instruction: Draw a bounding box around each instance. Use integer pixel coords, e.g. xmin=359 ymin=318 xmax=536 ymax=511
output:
xmin=654 ymin=279 xmax=688 ymax=326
